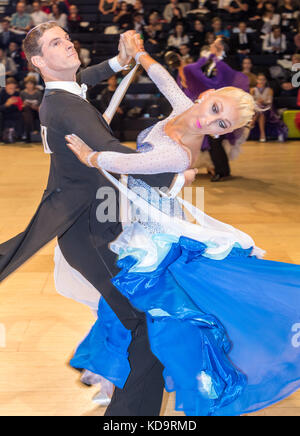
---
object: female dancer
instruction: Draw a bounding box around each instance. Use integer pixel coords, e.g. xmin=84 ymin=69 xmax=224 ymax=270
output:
xmin=64 ymin=34 xmax=300 ymax=416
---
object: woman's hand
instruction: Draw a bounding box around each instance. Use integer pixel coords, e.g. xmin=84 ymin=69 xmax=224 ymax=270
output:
xmin=121 ymin=31 xmax=144 ymax=58
xmin=183 ymin=168 xmax=198 ymax=186
xmin=65 ymin=134 xmax=96 ymax=167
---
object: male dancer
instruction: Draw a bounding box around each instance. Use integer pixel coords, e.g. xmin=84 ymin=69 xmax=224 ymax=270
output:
xmin=0 ymin=23 xmax=177 ymax=415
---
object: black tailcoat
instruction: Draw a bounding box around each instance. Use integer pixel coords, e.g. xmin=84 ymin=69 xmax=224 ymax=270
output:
xmin=0 ymin=61 xmax=174 ymax=311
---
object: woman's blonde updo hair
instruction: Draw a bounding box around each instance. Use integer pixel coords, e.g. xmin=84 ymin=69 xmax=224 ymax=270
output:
xmin=197 ymin=87 xmax=256 ymax=129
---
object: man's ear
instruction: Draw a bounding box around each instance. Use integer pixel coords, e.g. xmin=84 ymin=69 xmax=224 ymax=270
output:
xmin=31 ymin=55 xmax=45 ymax=70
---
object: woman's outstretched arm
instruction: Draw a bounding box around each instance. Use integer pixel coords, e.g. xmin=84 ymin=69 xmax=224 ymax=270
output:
xmin=65 ymin=134 xmax=191 ymax=174
xmin=121 ymin=33 xmax=192 ymax=112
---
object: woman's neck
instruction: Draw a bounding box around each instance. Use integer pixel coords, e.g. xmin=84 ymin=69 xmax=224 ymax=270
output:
xmin=165 ymin=113 xmax=203 ymax=164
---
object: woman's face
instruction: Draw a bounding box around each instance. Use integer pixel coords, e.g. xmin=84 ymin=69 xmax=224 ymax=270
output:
xmin=194 ymin=20 xmax=203 ymax=32
xmin=265 ymin=3 xmax=274 ymax=12
xmin=176 ymin=24 xmax=184 ymax=35
xmin=183 ymin=91 xmax=240 ymax=136
xmin=212 ymin=20 xmax=221 ymax=31
xmin=52 ymin=4 xmax=59 ymax=14
xmin=242 ymin=58 xmax=252 ymax=71
xmin=206 ymin=32 xmax=214 ymax=44
xmin=257 ymin=75 xmax=267 ymax=88
xmin=26 ymin=81 xmax=35 ymax=91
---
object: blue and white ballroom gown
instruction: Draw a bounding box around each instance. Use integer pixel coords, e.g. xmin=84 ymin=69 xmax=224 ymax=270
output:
xmin=55 ymin=63 xmax=300 ymax=416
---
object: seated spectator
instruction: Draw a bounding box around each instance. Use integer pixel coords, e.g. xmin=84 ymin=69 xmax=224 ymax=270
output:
xmin=31 ymin=1 xmax=50 ymax=26
xmin=203 ymin=31 xmax=215 ymax=48
xmin=211 ymin=17 xmax=230 ymax=39
xmin=279 ymin=53 xmax=300 ymax=97
xmin=189 ymin=19 xmax=205 ymax=56
xmin=24 ymin=64 xmax=44 ymax=90
xmin=132 ymin=13 xmax=145 ymax=34
xmin=41 ymin=1 xmax=51 ymax=14
xmin=7 ymin=42 xmax=25 ymax=80
xmin=0 ymin=48 xmax=18 ymax=80
xmin=241 ymin=57 xmax=257 ymax=88
xmin=98 ymin=75 xmax=127 ymax=140
xmin=227 ymin=0 xmax=249 ymax=22
xmin=19 ymin=0 xmax=33 ymax=14
xmin=279 ymin=0 xmax=299 ymax=33
xmin=143 ymin=12 xmax=165 ymax=55
xmin=10 ymin=2 xmax=33 ymax=34
xmin=168 ymin=23 xmax=189 ymax=50
xmin=230 ymin=22 xmax=254 ymax=62
xmin=187 ymin=0 xmax=213 ymax=15
xmin=113 ymin=2 xmax=133 ymax=32
xmin=0 ymin=78 xmax=23 ymax=142
xmin=263 ymin=25 xmax=287 ymax=55
xmin=250 ymin=72 xmax=287 ymax=142
xmin=98 ymin=0 xmax=118 ymax=16
xmin=179 ymin=43 xmax=194 ymax=63
xmin=170 ymin=7 xmax=186 ymax=29
xmin=163 ymin=0 xmax=186 ymax=24
xmin=261 ymin=2 xmax=281 ymax=35
xmin=249 ymin=0 xmax=266 ymax=23
xmin=20 ymin=77 xmax=43 ymax=142
xmin=294 ymin=18 xmax=300 ymax=50
xmin=0 ymin=19 xmax=18 ymax=51
xmin=49 ymin=3 xmax=68 ymax=30
xmin=50 ymin=0 xmax=70 ymax=15
xmin=73 ymin=40 xmax=91 ymax=68
xmin=215 ymin=0 xmax=232 ymax=20
xmin=68 ymin=4 xmax=82 ymax=33
xmin=133 ymin=0 xmax=144 ymax=15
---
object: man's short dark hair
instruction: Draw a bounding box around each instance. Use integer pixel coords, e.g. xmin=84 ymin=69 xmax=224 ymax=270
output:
xmin=23 ymin=21 xmax=60 ymax=71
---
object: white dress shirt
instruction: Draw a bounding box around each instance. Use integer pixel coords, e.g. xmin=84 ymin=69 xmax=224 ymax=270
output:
xmin=45 ymin=56 xmax=125 ymax=99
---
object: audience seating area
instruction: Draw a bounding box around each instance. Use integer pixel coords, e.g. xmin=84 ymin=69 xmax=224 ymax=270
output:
xmin=0 ymin=0 xmax=299 ymax=142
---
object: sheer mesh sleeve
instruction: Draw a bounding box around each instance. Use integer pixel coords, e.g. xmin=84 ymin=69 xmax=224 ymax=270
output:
xmin=147 ymin=63 xmax=193 ymax=113
xmin=97 ymin=143 xmax=190 ymax=174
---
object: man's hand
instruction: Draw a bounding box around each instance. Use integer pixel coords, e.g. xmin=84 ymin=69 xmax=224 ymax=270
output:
xmin=5 ymin=97 xmax=19 ymax=107
xmin=183 ymin=168 xmax=198 ymax=187
xmin=117 ymin=31 xmax=144 ymax=67
xmin=121 ymin=31 xmax=144 ymax=59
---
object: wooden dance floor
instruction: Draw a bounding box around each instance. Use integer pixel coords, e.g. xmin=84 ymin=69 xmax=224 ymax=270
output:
xmin=0 ymin=140 xmax=300 ymax=416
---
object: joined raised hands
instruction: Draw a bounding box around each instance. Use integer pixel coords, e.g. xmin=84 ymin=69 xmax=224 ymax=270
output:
xmin=117 ymin=31 xmax=144 ymax=67
xmin=121 ymin=31 xmax=144 ymax=59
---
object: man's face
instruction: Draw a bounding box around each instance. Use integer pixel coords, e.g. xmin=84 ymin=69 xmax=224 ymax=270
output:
xmin=180 ymin=45 xmax=189 ymax=56
xmin=212 ymin=20 xmax=221 ymax=30
xmin=273 ymin=28 xmax=281 ymax=38
xmin=69 ymin=5 xmax=78 ymax=14
xmin=1 ymin=21 xmax=9 ymax=31
xmin=108 ymin=76 xmax=117 ymax=88
xmin=6 ymin=83 xmax=17 ymax=95
xmin=9 ymin=42 xmax=18 ymax=52
xmin=239 ymin=22 xmax=246 ymax=33
xmin=210 ymin=37 xmax=224 ymax=55
xmin=33 ymin=27 xmax=80 ymax=77
xmin=33 ymin=2 xmax=41 ymax=12
xmin=16 ymin=3 xmax=25 ymax=14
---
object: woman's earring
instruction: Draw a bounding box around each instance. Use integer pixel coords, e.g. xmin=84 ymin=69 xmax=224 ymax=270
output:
xmin=214 ymin=135 xmax=220 ymax=139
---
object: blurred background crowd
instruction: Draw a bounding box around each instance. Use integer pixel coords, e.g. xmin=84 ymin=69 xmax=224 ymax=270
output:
xmin=0 ymin=0 xmax=299 ymax=144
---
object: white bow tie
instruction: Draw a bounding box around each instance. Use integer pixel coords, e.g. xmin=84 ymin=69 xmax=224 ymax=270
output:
xmin=80 ymin=83 xmax=88 ymax=100
xmin=45 ymin=81 xmax=88 ymax=100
